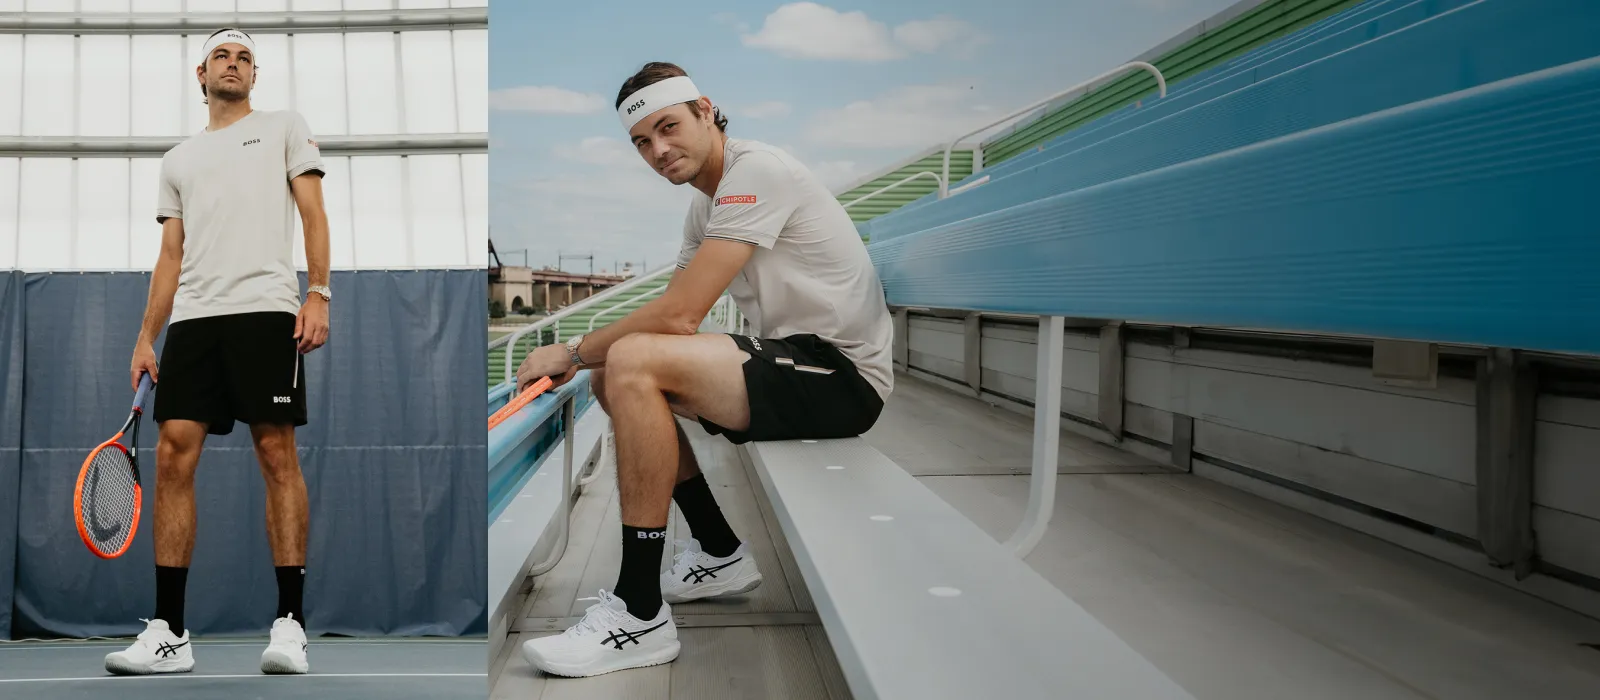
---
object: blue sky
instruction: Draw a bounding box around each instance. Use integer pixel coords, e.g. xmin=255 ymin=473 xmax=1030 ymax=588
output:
xmin=489 ymin=0 xmax=1241 ymax=274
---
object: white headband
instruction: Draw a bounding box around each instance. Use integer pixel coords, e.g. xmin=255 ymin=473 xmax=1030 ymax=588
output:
xmin=618 ymin=76 xmax=701 ymax=131
xmin=199 ymin=29 xmax=256 ymax=66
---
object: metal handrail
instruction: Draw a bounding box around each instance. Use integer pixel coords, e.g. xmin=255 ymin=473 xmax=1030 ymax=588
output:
xmin=841 ymin=171 xmax=944 ymax=210
xmin=940 ymin=61 xmax=1167 ymax=198
xmin=588 ymin=285 xmax=669 ymax=332
xmin=495 ymin=264 xmax=674 ymax=385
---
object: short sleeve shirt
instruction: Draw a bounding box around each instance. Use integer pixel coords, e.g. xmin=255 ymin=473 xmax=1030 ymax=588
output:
xmin=158 ymin=109 xmax=323 ymax=323
xmin=678 ymin=139 xmax=894 ymax=400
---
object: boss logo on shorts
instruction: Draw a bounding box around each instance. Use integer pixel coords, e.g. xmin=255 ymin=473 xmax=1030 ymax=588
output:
xmin=242 ymin=138 xmax=260 ymax=147
xmin=273 ymin=396 xmax=292 ymax=404
xmin=747 ymin=336 xmax=762 ymax=351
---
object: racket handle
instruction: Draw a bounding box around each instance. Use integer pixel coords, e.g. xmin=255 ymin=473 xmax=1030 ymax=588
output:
xmin=133 ymin=372 xmax=154 ymax=411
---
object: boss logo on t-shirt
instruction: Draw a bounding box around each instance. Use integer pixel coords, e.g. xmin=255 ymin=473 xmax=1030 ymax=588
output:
xmin=717 ymin=195 xmax=757 ymax=205
xmin=242 ymin=138 xmax=260 ymax=146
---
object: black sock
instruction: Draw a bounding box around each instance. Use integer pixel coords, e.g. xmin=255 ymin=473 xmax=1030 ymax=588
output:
xmin=614 ymin=525 xmax=666 ymax=620
xmin=673 ymin=474 xmax=740 ymax=558
xmin=154 ymin=566 xmax=188 ymax=634
xmin=275 ymin=566 xmax=305 ymax=625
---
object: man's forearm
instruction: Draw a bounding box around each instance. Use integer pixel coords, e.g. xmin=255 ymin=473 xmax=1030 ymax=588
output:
xmin=304 ymin=214 xmax=330 ymax=288
xmin=578 ymin=296 xmax=698 ymax=366
xmin=138 ymin=256 xmax=179 ymax=345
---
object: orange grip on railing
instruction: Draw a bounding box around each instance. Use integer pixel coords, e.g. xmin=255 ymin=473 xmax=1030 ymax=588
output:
xmin=488 ymin=377 xmax=554 ymax=432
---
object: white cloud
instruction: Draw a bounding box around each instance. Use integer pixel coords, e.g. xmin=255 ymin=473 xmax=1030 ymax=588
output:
xmin=739 ymin=101 xmax=792 ymax=119
xmin=488 ymin=85 xmax=606 ymax=114
xmin=893 ymin=17 xmax=989 ymax=58
xmin=804 ymin=84 xmax=995 ymax=149
xmin=807 ymin=160 xmax=866 ymax=190
xmin=553 ymin=137 xmax=638 ymax=167
xmin=738 ymin=4 xmax=989 ymax=62
xmin=740 ymin=3 xmax=903 ymax=62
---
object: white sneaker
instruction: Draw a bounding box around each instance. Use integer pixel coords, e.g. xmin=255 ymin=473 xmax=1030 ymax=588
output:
xmin=260 ymin=614 xmax=310 ymax=674
xmin=521 ymin=589 xmax=680 ymax=678
xmin=661 ymin=539 xmax=763 ymax=604
xmin=104 ymin=619 xmax=194 ymax=675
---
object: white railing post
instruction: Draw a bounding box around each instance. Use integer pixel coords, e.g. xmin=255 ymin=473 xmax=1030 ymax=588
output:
xmin=527 ymin=394 xmax=576 ymax=577
xmin=941 ymin=61 xmax=1166 ymax=198
xmin=495 ymin=264 xmax=675 ymax=386
xmin=1006 ymin=315 xmax=1064 ymax=558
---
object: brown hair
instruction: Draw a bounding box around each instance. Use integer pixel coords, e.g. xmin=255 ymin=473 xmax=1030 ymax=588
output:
xmin=615 ymin=62 xmax=728 ymax=132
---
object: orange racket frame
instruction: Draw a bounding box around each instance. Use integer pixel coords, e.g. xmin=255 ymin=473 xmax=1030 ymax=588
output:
xmin=488 ymin=376 xmax=554 ymax=432
xmin=74 ymin=373 xmax=152 ymax=559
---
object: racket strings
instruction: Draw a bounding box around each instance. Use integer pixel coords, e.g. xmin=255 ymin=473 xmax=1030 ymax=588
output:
xmin=81 ymin=446 xmax=139 ymax=554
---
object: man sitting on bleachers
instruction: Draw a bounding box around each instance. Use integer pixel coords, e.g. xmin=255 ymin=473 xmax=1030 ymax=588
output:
xmin=513 ymin=61 xmax=895 ymax=678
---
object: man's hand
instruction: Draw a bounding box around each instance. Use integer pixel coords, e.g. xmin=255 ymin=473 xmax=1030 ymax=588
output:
xmin=295 ymin=296 xmax=329 ymax=354
xmin=130 ymin=341 xmax=160 ymax=391
xmin=516 ymin=343 xmax=573 ymax=391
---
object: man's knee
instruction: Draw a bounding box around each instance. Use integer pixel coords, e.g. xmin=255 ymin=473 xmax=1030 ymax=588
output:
xmin=156 ymin=423 xmax=204 ymax=482
xmin=590 ymin=368 xmax=611 ymax=414
xmin=251 ymin=426 xmax=301 ymax=484
xmin=604 ymin=334 xmax=663 ymax=398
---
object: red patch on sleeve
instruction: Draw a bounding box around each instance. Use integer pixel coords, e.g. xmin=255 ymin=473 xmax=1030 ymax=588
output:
xmin=716 ymin=195 xmax=757 ymax=205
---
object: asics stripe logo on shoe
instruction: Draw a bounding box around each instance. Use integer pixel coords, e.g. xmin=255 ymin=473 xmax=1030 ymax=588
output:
xmin=156 ymin=641 xmax=188 ymax=658
xmin=682 ymin=558 xmax=742 ymax=584
xmin=600 ymin=619 xmax=670 ymax=650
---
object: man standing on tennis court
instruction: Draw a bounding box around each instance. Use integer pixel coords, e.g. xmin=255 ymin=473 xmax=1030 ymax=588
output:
xmin=515 ymin=62 xmax=894 ymax=677
xmin=105 ymin=27 xmax=330 ymax=676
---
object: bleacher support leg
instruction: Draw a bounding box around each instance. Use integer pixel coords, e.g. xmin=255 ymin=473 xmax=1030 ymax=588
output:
xmin=528 ymin=396 xmax=576 ymax=577
xmin=1476 ymin=348 xmax=1537 ymax=579
xmin=963 ymin=312 xmax=983 ymax=396
xmin=1006 ymin=315 xmax=1064 ymax=558
xmin=1099 ymin=321 xmax=1126 ymax=440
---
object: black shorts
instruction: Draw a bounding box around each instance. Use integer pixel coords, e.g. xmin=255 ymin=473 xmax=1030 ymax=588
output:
xmin=153 ymin=311 xmax=307 ymax=436
xmin=699 ymin=333 xmax=884 ymax=445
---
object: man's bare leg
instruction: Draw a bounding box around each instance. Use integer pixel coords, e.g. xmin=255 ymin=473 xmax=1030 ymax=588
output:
xmin=593 ymin=368 xmax=703 ymax=484
xmin=601 ymin=333 xmax=751 ymax=618
xmin=251 ymin=423 xmax=308 ymax=625
xmin=153 ymin=419 xmax=208 ymax=633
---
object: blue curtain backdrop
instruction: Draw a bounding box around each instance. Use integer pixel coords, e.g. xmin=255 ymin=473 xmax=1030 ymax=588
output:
xmin=2 ymin=269 xmax=486 ymax=639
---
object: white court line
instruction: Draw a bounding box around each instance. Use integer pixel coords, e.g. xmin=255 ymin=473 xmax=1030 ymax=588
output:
xmin=0 ymin=672 xmax=486 ymax=683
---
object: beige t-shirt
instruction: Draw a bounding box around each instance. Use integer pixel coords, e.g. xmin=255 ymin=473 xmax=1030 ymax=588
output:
xmin=677 ymin=138 xmax=895 ymax=400
xmin=157 ymin=109 xmax=323 ymax=323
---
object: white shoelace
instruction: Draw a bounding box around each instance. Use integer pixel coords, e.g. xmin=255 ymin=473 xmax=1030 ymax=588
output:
xmin=568 ymin=593 xmax=622 ymax=637
xmin=669 ymin=540 xmax=700 ymax=573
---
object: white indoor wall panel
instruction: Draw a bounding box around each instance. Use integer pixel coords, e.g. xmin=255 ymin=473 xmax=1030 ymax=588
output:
xmin=407 ymin=154 xmax=466 ymax=265
xmin=400 ymin=31 xmax=458 ymax=134
xmin=320 ymin=156 xmax=357 ymax=269
xmin=400 ymin=0 xmax=453 ymax=7
xmin=343 ymin=0 xmax=394 ymax=9
xmin=250 ymin=34 xmax=292 ymax=113
xmin=0 ymin=36 xmax=20 ymax=136
xmin=462 ymin=152 xmax=486 ymax=266
xmin=129 ymin=158 xmax=163 ymax=271
xmin=0 ymin=159 xmax=18 ymax=270
xmin=79 ymin=35 xmax=132 ymax=137
xmin=76 ymin=159 xmax=133 ymax=269
xmin=348 ymin=155 xmax=405 ymax=268
xmin=130 ymin=0 xmax=182 ymax=11
xmin=186 ymin=0 xmax=238 ymax=11
xmin=344 ymin=32 xmax=400 ymax=135
xmin=16 ymin=159 xmax=73 ymax=270
xmin=293 ymin=33 xmax=347 ymax=136
xmin=290 ymin=0 xmax=340 ymax=11
xmin=23 ymin=0 xmax=73 ymax=11
xmin=183 ymin=34 xmax=208 ymax=135
xmin=82 ymin=0 xmax=132 ymax=11
xmin=22 ymin=35 xmax=76 ymax=137
xmin=451 ymin=0 xmax=487 ymax=6
xmin=452 ymin=29 xmax=487 ymax=133
xmin=238 ymin=0 xmax=289 ymax=10
xmin=0 ymin=1 xmax=19 ymax=11
xmin=131 ymin=35 xmax=184 ymax=137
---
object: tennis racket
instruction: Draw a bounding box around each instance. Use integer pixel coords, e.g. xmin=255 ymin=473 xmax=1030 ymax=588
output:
xmin=488 ymin=376 xmax=553 ymax=431
xmin=74 ymin=372 xmax=153 ymax=559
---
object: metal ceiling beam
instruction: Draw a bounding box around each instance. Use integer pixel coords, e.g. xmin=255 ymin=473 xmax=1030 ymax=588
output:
xmin=0 ymin=7 xmax=487 ymax=35
xmin=0 ymin=133 xmax=487 ymax=157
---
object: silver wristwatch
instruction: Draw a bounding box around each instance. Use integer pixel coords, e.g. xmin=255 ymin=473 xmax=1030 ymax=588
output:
xmin=307 ymin=285 xmax=331 ymax=302
xmin=565 ymin=334 xmax=585 ymax=366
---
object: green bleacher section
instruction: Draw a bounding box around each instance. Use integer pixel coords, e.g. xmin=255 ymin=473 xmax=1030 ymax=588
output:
xmin=834 ymin=0 xmax=1365 ymax=226
xmin=487 ymin=274 xmax=671 ymax=388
